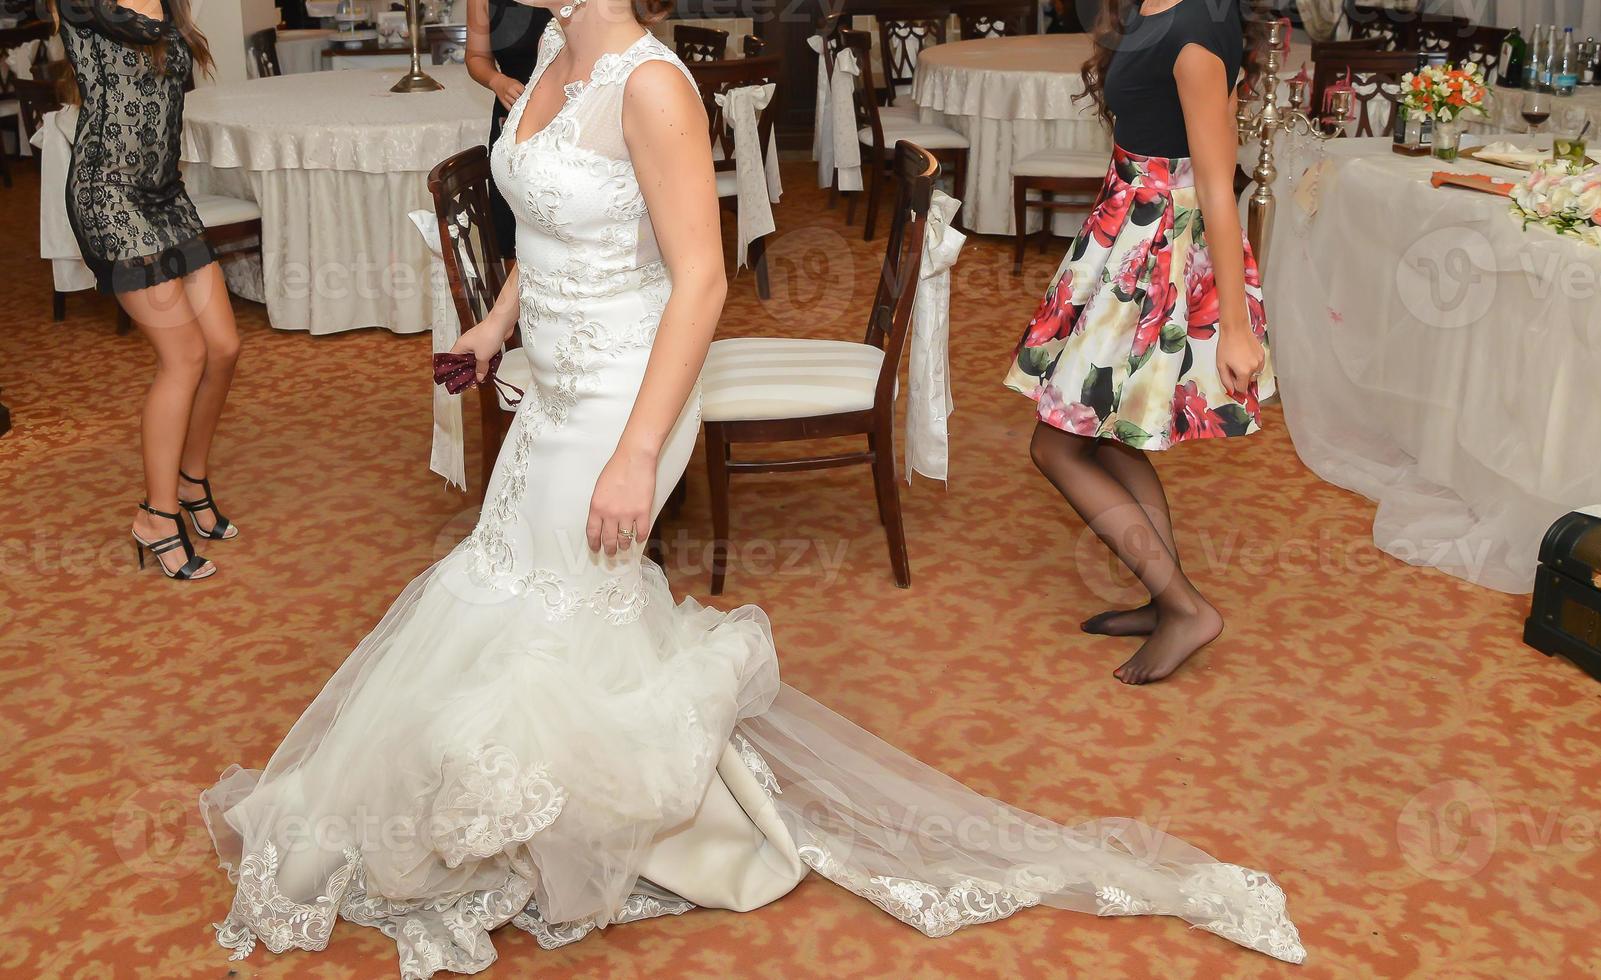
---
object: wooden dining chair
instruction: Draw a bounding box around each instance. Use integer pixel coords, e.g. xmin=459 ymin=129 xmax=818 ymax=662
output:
xmin=427 ymin=24 xmax=470 ymax=65
xmin=675 ymin=24 xmax=730 ymax=63
xmin=956 ymin=2 xmax=1035 ymax=40
xmin=1312 ymin=50 xmax=1418 ymax=138
xmin=1010 ymin=148 xmax=1106 ymax=275
xmin=427 ymin=145 xmax=518 ymax=497
xmin=246 ymin=28 xmax=281 ymax=78
xmin=1344 ymin=3 xmax=1405 ymax=51
xmin=699 ymin=141 xmax=940 ymax=594
xmin=1457 ymin=24 xmax=1511 ymax=79
xmin=0 ymin=19 xmax=52 ymax=188
xmin=1403 ymin=15 xmax=1469 ymax=61
xmin=842 ymin=28 xmax=968 ymax=242
xmin=687 ymin=53 xmax=783 ymax=299
xmin=742 ymin=34 xmax=767 ymax=58
xmin=875 ymin=3 xmax=950 ymax=106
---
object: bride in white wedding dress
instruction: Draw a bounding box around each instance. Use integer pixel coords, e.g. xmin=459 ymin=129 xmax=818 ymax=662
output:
xmin=200 ymin=2 xmax=1306 ymax=975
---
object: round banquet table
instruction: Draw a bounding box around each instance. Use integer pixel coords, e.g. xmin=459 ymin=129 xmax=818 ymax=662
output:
xmin=912 ymin=33 xmax=1313 ymax=236
xmin=1258 ymin=135 xmax=1601 ymax=592
xmin=182 ymin=65 xmax=493 ymax=335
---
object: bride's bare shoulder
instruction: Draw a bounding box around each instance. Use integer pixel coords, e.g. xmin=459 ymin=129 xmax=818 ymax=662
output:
xmin=621 ymin=58 xmax=707 ymax=140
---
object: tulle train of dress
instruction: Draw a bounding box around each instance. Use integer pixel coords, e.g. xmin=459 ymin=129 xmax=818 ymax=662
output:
xmin=200 ymin=27 xmax=1305 ymax=978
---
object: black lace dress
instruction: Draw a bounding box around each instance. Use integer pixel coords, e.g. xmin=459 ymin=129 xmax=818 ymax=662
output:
xmin=486 ymin=0 xmax=551 ymax=256
xmin=57 ymin=0 xmax=215 ymax=295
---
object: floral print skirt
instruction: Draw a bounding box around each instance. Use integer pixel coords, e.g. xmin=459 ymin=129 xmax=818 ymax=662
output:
xmin=1003 ymin=146 xmax=1275 ymax=451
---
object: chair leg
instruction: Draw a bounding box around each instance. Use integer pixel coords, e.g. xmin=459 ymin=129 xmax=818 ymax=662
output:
xmin=950 ymin=150 xmax=969 ymax=233
xmin=704 ymin=422 xmax=731 ymax=596
xmin=666 ymin=473 xmax=688 ymax=519
xmin=1012 ymin=177 xmax=1028 ymax=276
xmin=863 ymin=159 xmax=884 ymax=242
xmin=1039 ymin=192 xmax=1055 ymax=254
xmin=52 ymin=290 xmax=66 ymax=322
xmin=749 ymin=234 xmax=770 ymax=300
xmin=845 ymin=187 xmax=858 ymax=226
xmin=870 ymin=417 xmax=910 ymax=588
xmin=115 ymin=308 xmax=133 ymax=335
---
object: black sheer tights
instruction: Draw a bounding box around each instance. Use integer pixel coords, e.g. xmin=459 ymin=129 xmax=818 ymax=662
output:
xmin=1028 ymin=424 xmax=1222 ymax=685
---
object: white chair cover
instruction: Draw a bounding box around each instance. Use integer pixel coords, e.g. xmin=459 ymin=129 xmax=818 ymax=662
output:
xmin=906 ymin=190 xmax=965 ymax=484
xmin=409 ymin=209 xmax=467 ymax=492
xmin=32 ymin=108 xmax=97 ymax=294
xmin=807 ymin=34 xmax=863 ymax=193
xmin=714 ymin=83 xmax=782 ymax=270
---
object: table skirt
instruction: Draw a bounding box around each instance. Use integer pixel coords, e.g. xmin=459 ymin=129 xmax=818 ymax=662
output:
xmin=186 ymin=163 xmax=440 ymax=336
xmin=1263 ymin=138 xmax=1601 ymax=592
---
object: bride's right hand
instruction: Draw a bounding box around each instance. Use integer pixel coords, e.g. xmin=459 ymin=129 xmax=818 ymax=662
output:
xmin=450 ymin=318 xmax=513 ymax=384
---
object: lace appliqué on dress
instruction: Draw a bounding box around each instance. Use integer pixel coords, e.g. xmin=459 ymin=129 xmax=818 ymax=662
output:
xmin=1182 ymin=863 xmax=1308 ymax=964
xmin=797 ymin=838 xmax=1043 ymax=939
xmin=433 ymin=745 xmax=568 ymax=868
xmin=512 ymin=889 xmax=695 ymax=949
xmin=215 ymin=841 xmax=362 ymax=959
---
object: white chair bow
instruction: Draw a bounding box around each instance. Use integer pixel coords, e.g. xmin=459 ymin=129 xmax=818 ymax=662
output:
xmin=410 ymin=208 xmax=467 ymax=491
xmin=906 ymin=189 xmax=966 ymax=484
xmin=807 ymin=33 xmax=863 ymax=192
xmin=714 ymin=83 xmax=782 ymax=270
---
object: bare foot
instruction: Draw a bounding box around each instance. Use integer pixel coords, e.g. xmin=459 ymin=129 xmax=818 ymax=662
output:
xmin=1113 ymin=601 xmax=1222 ymax=685
xmin=1081 ymin=602 xmax=1158 ymax=637
xmin=132 ymin=509 xmax=216 ymax=579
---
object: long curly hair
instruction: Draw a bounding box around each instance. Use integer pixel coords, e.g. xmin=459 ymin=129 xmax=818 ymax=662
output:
xmin=1076 ymin=0 xmax=1267 ymax=130
xmin=49 ymin=0 xmax=214 ymax=104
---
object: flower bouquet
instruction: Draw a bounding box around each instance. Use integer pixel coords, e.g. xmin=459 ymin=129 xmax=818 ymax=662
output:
xmin=1508 ymin=161 xmax=1601 ymax=246
xmin=1399 ymin=62 xmax=1489 ymax=161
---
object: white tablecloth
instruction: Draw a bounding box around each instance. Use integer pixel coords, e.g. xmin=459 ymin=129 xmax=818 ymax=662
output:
xmin=1262 ymin=135 xmax=1601 ymax=592
xmin=182 ymin=65 xmax=494 ymax=335
xmin=912 ymin=34 xmax=1314 ymax=236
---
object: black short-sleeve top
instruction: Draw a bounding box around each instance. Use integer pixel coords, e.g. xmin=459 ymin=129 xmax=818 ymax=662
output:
xmin=1102 ymin=0 xmax=1244 ymax=158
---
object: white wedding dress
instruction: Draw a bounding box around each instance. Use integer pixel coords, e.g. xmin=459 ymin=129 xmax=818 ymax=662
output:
xmin=201 ymin=27 xmax=1306 ymax=977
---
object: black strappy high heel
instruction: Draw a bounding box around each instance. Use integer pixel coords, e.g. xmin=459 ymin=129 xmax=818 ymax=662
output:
xmin=178 ymin=470 xmax=239 ymax=541
xmin=132 ymin=502 xmax=216 ymax=580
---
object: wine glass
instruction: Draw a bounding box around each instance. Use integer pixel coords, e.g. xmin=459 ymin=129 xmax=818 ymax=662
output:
xmin=1522 ymin=90 xmax=1552 ymax=136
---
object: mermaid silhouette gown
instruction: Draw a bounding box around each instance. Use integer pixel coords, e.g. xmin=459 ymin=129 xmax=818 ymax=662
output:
xmin=201 ymin=28 xmax=1306 ymax=978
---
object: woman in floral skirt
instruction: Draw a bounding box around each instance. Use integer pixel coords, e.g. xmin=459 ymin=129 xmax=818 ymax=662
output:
xmin=1003 ymin=0 xmax=1271 ymax=685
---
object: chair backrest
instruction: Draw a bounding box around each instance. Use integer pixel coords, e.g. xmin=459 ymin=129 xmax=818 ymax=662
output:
xmin=246 ymin=27 xmax=280 ymax=78
xmin=1404 ymin=15 xmax=1469 ymax=59
xmin=1344 ymin=2 xmax=1405 ymax=51
xmin=675 ymin=24 xmax=730 ymax=63
xmin=428 ymin=24 xmax=470 ymax=65
xmin=876 ymin=4 xmax=949 ymax=104
xmin=426 ymin=146 xmax=515 ymax=348
xmin=1457 ymin=23 xmax=1510 ymax=78
xmin=957 ymin=2 xmax=1034 ymax=41
xmin=1312 ymin=50 xmax=1418 ymax=138
xmin=742 ymin=33 xmax=767 ymax=58
xmin=841 ymin=28 xmax=887 ymax=151
xmin=12 ymin=66 xmax=63 ymax=136
xmin=866 ymin=141 xmax=940 ymax=408
xmin=687 ymin=54 xmax=782 ymax=174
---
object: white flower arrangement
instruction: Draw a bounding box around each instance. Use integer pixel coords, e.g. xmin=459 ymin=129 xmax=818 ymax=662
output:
xmin=1399 ymin=62 xmax=1489 ymax=123
xmin=1509 ymin=161 xmax=1601 ymax=247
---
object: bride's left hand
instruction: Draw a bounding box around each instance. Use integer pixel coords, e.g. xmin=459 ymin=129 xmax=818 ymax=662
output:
xmin=587 ymin=446 xmax=657 ymax=556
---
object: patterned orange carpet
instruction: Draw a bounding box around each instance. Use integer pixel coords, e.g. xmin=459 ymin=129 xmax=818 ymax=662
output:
xmin=1 ymin=162 xmax=1597 ymax=980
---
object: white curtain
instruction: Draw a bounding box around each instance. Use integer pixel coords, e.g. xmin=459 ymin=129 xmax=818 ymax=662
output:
xmin=1427 ymin=1 xmax=1601 ymax=36
xmin=1297 ymin=0 xmax=1346 ymax=41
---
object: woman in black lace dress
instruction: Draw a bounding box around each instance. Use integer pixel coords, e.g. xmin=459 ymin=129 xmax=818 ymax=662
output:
xmin=465 ymin=0 xmax=553 ymax=255
xmin=56 ymin=0 xmax=243 ymax=582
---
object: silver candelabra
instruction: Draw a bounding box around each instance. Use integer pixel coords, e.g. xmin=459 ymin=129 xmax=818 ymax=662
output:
xmin=1235 ymin=18 xmax=1352 ymax=273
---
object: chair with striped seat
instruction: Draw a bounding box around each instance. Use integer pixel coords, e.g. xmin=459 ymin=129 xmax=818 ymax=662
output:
xmin=700 ymin=141 xmax=940 ymax=594
xmin=1010 ymin=147 xmax=1107 ymax=275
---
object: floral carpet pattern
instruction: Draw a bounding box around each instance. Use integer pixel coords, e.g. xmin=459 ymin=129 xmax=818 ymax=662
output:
xmin=1 ymin=164 xmax=1598 ymax=979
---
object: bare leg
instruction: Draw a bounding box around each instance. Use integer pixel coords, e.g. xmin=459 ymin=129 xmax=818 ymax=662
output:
xmin=1080 ymin=440 xmax=1180 ymax=637
xmin=176 ymin=263 xmax=242 ymax=534
xmin=1029 ymin=424 xmax=1219 ymax=685
xmin=121 ymin=280 xmax=216 ymax=579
